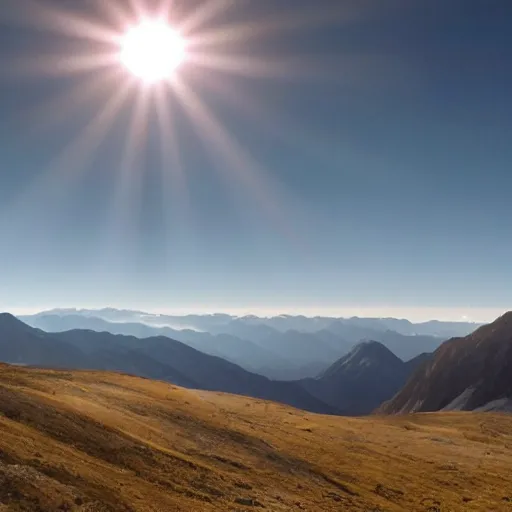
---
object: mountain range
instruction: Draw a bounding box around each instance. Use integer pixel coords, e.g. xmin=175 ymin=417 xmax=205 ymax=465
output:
xmin=21 ymin=309 xmax=452 ymax=379
xmin=19 ymin=313 xmax=344 ymax=380
xmin=37 ymin=308 xmax=479 ymax=337
xmin=1 ymin=313 xmax=427 ymax=415
xmin=2 ymin=309 xmax=511 ymax=416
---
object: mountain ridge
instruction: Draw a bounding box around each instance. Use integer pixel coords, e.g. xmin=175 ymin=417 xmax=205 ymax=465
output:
xmin=380 ymin=311 xmax=512 ymax=414
xmin=20 ymin=311 xmax=446 ymax=377
xmin=21 ymin=308 xmax=481 ymax=337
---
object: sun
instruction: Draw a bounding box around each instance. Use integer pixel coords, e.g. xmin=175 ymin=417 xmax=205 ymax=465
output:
xmin=120 ymin=20 xmax=186 ymax=83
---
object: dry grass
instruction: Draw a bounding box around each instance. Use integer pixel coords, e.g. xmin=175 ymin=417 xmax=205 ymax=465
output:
xmin=0 ymin=365 xmax=511 ymax=511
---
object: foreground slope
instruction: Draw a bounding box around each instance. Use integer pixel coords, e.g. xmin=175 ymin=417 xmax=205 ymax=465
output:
xmin=1 ymin=366 xmax=512 ymax=511
xmin=380 ymin=312 xmax=512 ymax=414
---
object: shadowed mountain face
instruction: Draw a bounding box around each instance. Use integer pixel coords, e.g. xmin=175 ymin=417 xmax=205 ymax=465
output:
xmin=300 ymin=341 xmax=428 ymax=415
xmin=380 ymin=312 xmax=512 ymax=414
xmin=0 ymin=314 xmax=89 ymax=368
xmin=0 ymin=314 xmax=334 ymax=415
xmin=403 ymin=352 xmax=432 ymax=374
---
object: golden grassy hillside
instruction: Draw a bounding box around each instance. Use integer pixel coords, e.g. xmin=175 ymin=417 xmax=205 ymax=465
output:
xmin=0 ymin=365 xmax=511 ymax=511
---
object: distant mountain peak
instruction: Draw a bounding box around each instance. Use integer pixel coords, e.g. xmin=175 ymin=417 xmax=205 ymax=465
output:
xmin=320 ymin=340 xmax=402 ymax=380
xmin=354 ymin=339 xmax=389 ymax=350
xmin=300 ymin=339 xmax=420 ymax=416
xmin=346 ymin=340 xmax=402 ymax=363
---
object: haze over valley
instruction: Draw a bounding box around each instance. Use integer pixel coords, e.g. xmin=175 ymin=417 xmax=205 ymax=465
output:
xmin=19 ymin=308 xmax=478 ymax=380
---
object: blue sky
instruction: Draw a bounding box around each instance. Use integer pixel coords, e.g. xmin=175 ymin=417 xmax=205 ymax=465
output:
xmin=0 ymin=0 xmax=511 ymax=321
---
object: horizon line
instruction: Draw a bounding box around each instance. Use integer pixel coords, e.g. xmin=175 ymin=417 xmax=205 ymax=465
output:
xmin=3 ymin=305 xmax=507 ymax=324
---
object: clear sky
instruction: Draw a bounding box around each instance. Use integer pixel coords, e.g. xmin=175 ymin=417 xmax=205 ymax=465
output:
xmin=0 ymin=0 xmax=511 ymax=321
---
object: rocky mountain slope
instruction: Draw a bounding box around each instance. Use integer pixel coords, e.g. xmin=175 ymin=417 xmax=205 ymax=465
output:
xmin=380 ymin=312 xmax=512 ymax=414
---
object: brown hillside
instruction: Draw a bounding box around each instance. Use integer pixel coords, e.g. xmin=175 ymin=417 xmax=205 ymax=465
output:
xmin=0 ymin=364 xmax=512 ymax=511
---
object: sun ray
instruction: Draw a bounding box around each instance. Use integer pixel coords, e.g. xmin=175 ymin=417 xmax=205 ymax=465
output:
xmin=125 ymin=0 xmax=147 ymax=19
xmin=188 ymin=4 xmax=363 ymax=48
xmin=10 ymin=68 xmax=123 ymax=139
xmin=5 ymin=0 xmax=120 ymax=45
xmin=122 ymin=89 xmax=152 ymax=174
xmin=48 ymin=52 xmax=120 ymax=74
xmin=179 ymin=0 xmax=236 ymax=35
xmin=156 ymin=0 xmax=178 ymax=21
xmin=104 ymin=87 xmax=152 ymax=253
xmin=154 ymin=84 xmax=190 ymax=222
xmin=171 ymin=78 xmax=295 ymax=239
xmin=202 ymin=67 xmax=395 ymax=192
xmin=200 ymin=74 xmax=341 ymax=169
xmin=6 ymin=80 xmax=134 ymax=216
xmin=9 ymin=52 xmax=120 ymax=80
xmin=190 ymin=48 xmax=354 ymax=84
xmin=92 ymin=0 xmax=131 ymax=29
xmin=49 ymin=83 xmax=134 ymax=182
xmin=41 ymin=83 xmax=133 ymax=183
xmin=187 ymin=52 xmax=292 ymax=79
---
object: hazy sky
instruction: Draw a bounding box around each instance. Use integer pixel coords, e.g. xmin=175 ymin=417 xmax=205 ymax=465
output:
xmin=0 ymin=0 xmax=511 ymax=321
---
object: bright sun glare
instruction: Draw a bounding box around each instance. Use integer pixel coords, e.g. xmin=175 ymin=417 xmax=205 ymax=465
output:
xmin=120 ymin=21 xmax=185 ymax=83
